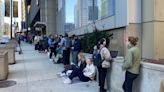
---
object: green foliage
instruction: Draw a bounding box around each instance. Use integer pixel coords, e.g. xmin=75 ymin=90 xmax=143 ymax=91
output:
xmin=80 ymin=31 xmax=110 ymax=53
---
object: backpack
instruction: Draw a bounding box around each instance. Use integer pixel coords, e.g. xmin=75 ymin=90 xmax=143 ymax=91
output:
xmin=93 ymin=51 xmax=102 ymax=66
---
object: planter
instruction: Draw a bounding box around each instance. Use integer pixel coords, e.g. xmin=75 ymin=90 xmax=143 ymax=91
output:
xmin=8 ymin=39 xmax=17 ymax=51
xmin=0 ymin=51 xmax=9 ymax=80
xmin=160 ymin=80 xmax=164 ymax=92
xmin=110 ymin=51 xmax=118 ymax=58
xmin=0 ymin=44 xmax=16 ymax=64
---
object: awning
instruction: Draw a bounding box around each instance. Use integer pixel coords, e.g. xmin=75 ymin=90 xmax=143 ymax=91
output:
xmin=34 ymin=22 xmax=46 ymax=28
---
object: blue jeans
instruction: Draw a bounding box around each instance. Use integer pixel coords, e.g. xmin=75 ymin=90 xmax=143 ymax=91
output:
xmin=123 ymin=71 xmax=138 ymax=92
xmin=72 ymin=51 xmax=79 ymax=65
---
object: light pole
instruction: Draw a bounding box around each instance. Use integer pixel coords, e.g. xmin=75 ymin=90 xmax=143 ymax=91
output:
xmin=10 ymin=0 xmax=13 ymax=39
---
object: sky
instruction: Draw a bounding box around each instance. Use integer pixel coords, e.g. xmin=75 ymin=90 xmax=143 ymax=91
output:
xmin=66 ymin=0 xmax=76 ymax=23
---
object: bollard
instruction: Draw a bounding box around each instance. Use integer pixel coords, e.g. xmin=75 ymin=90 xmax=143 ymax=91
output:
xmin=160 ymin=80 xmax=164 ymax=92
xmin=0 ymin=51 xmax=9 ymax=80
xmin=0 ymin=44 xmax=16 ymax=64
xmin=8 ymin=39 xmax=17 ymax=51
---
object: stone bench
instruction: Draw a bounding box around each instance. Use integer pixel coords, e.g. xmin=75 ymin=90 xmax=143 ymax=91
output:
xmin=0 ymin=44 xmax=16 ymax=64
xmin=0 ymin=51 xmax=9 ymax=80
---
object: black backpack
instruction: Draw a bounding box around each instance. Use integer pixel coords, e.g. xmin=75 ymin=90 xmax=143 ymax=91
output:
xmin=93 ymin=51 xmax=102 ymax=66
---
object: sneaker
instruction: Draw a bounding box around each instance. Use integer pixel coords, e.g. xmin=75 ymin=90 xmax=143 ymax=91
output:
xmin=60 ymin=73 xmax=66 ymax=77
xmin=57 ymin=72 xmax=66 ymax=77
xmin=63 ymin=77 xmax=72 ymax=84
xmin=49 ymin=59 xmax=53 ymax=62
xmin=57 ymin=72 xmax=62 ymax=76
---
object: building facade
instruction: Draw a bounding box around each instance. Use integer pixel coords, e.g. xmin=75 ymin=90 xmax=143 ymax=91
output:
xmin=68 ymin=0 xmax=164 ymax=60
xmin=27 ymin=0 xmax=164 ymax=60
xmin=0 ymin=0 xmax=5 ymax=37
xmin=75 ymin=0 xmax=98 ymax=28
xmin=3 ymin=0 xmax=21 ymax=38
xmin=65 ymin=23 xmax=75 ymax=32
xmin=56 ymin=0 xmax=65 ymax=35
xmin=27 ymin=0 xmax=57 ymax=35
xmin=21 ymin=0 xmax=26 ymax=31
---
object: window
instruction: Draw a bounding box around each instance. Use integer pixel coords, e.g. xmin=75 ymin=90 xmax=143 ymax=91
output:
xmin=64 ymin=0 xmax=115 ymax=29
xmin=13 ymin=1 xmax=18 ymax=17
xmin=5 ymin=0 xmax=10 ymax=17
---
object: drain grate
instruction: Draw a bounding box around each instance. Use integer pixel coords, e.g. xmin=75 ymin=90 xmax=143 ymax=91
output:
xmin=0 ymin=80 xmax=17 ymax=88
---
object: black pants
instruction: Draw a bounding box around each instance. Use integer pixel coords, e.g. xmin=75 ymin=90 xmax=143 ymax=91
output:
xmin=62 ymin=65 xmax=76 ymax=73
xmin=63 ymin=48 xmax=70 ymax=65
xmin=38 ymin=44 xmax=44 ymax=51
xmin=50 ymin=47 xmax=56 ymax=59
xmin=123 ymin=71 xmax=138 ymax=92
xmin=97 ymin=66 xmax=107 ymax=90
xmin=69 ymin=67 xmax=90 ymax=82
xmin=35 ymin=43 xmax=39 ymax=50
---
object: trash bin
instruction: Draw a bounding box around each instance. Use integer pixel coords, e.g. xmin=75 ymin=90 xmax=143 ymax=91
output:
xmin=160 ymin=80 xmax=164 ymax=92
xmin=0 ymin=51 xmax=9 ymax=80
xmin=0 ymin=44 xmax=15 ymax=64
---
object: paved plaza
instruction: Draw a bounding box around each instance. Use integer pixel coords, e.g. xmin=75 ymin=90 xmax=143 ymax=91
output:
xmin=0 ymin=43 xmax=99 ymax=92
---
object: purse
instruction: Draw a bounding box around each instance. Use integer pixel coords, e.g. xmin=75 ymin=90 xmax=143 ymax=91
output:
xmin=102 ymin=60 xmax=110 ymax=68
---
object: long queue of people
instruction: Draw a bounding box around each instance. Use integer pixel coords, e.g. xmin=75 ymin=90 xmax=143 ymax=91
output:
xmin=33 ymin=33 xmax=141 ymax=92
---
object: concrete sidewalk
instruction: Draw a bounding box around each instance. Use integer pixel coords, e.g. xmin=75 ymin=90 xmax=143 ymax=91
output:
xmin=0 ymin=43 xmax=99 ymax=92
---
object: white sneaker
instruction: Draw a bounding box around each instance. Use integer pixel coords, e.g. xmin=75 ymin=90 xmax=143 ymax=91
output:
xmin=57 ymin=72 xmax=66 ymax=77
xmin=60 ymin=73 xmax=66 ymax=77
xmin=63 ymin=77 xmax=72 ymax=84
xmin=49 ymin=59 xmax=53 ymax=62
xmin=57 ymin=72 xmax=62 ymax=76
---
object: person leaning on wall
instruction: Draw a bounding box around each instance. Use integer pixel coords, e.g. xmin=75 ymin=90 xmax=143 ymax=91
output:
xmin=97 ymin=38 xmax=112 ymax=92
xmin=122 ymin=36 xmax=141 ymax=92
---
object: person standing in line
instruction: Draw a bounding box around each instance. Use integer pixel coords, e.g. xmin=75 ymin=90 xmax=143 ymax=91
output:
xmin=38 ymin=35 xmax=44 ymax=53
xmin=48 ymin=35 xmax=56 ymax=61
xmin=16 ymin=33 xmax=22 ymax=54
xmin=71 ymin=35 xmax=81 ymax=65
xmin=42 ymin=35 xmax=48 ymax=53
xmin=34 ymin=34 xmax=40 ymax=50
xmin=54 ymin=35 xmax=64 ymax=63
xmin=97 ymin=38 xmax=112 ymax=92
xmin=62 ymin=33 xmax=71 ymax=67
xmin=122 ymin=36 xmax=141 ymax=92
xmin=52 ymin=34 xmax=59 ymax=63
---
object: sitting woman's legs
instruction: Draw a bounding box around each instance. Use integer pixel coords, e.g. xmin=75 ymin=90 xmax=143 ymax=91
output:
xmin=69 ymin=68 xmax=90 ymax=82
xmin=62 ymin=65 xmax=76 ymax=73
xmin=69 ymin=67 xmax=79 ymax=80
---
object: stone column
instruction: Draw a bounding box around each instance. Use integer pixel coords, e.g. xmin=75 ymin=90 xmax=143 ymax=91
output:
xmin=142 ymin=0 xmax=164 ymax=60
xmin=45 ymin=0 xmax=57 ymax=35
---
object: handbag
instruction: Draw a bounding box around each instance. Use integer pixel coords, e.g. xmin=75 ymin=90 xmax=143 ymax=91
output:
xmin=102 ymin=60 xmax=110 ymax=68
